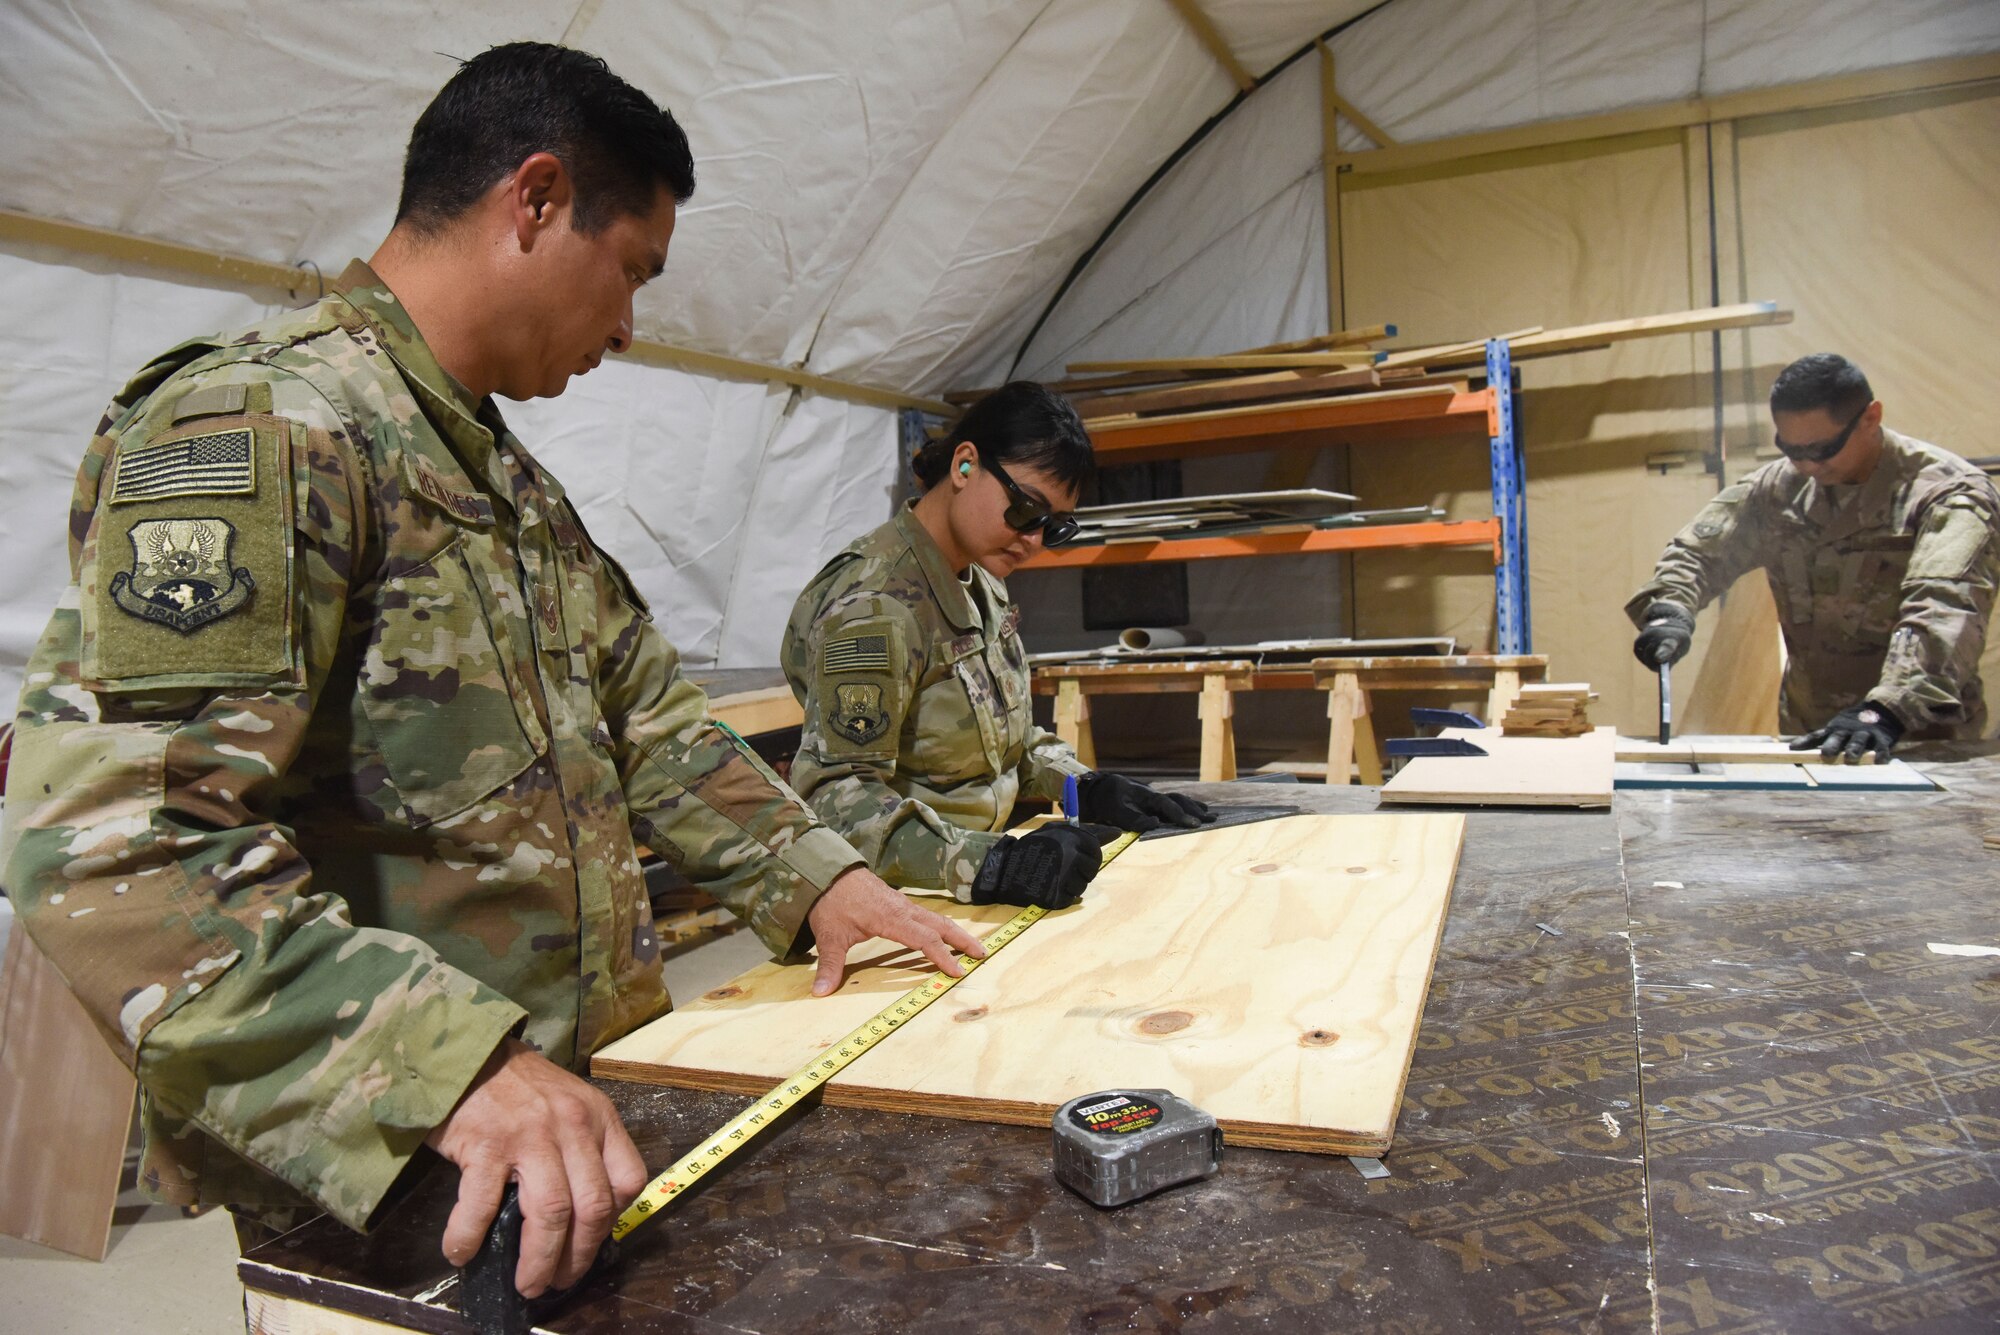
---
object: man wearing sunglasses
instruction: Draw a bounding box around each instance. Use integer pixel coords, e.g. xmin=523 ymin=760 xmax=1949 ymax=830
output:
xmin=1627 ymin=353 xmax=2000 ymax=760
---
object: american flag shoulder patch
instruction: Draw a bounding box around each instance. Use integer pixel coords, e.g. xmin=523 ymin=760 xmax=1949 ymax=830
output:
xmin=111 ymin=428 xmax=257 ymax=505
xmin=822 ymin=631 xmax=892 ymax=675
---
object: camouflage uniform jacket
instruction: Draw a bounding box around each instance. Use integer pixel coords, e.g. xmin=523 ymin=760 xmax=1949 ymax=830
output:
xmin=782 ymin=506 xmax=1089 ymax=900
xmin=0 ymin=262 xmax=862 ymax=1230
xmin=1626 ymin=428 xmax=2000 ymax=737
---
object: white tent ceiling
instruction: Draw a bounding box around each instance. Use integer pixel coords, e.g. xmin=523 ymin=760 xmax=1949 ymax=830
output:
xmin=0 ymin=0 xmax=1378 ymax=392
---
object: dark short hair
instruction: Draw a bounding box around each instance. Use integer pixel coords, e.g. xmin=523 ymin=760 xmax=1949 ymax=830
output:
xmin=1770 ymin=353 xmax=1873 ymax=420
xmin=396 ymin=42 xmax=695 ymax=236
xmin=914 ymin=382 xmax=1094 ymax=493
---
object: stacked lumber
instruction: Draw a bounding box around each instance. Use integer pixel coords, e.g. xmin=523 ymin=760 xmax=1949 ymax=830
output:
xmin=941 ymin=304 xmax=1793 ymax=432
xmin=1501 ymin=682 xmax=1596 ymax=737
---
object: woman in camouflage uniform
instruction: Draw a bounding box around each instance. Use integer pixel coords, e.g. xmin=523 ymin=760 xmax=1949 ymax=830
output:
xmin=783 ymin=382 xmax=1210 ymax=910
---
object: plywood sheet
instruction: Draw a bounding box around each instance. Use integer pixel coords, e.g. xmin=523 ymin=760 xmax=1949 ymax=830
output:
xmin=1615 ymin=762 xmax=1812 ymax=791
xmin=594 ymin=813 xmax=1465 ymax=1156
xmin=0 ymin=924 xmax=136 ymax=1259
xmin=1615 ymin=735 xmax=1875 ymax=766
xmin=1378 ymin=726 xmax=1615 ymax=807
xmin=1802 ymin=761 xmax=1936 ymax=791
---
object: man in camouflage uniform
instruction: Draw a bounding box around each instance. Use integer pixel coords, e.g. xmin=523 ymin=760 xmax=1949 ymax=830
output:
xmin=0 ymin=43 xmax=979 ymax=1298
xmin=1629 ymin=352 xmax=2000 ymax=758
xmin=783 ymin=504 xmax=1093 ymax=898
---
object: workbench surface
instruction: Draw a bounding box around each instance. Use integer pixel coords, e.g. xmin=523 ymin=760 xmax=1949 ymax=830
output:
xmin=241 ymin=749 xmax=2000 ymax=1333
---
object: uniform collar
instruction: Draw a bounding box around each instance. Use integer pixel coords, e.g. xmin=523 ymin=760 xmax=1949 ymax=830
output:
xmin=330 ymin=261 xmax=565 ymax=525
xmin=894 ymin=503 xmax=980 ymax=631
xmin=1800 ymin=428 xmax=1909 ymax=534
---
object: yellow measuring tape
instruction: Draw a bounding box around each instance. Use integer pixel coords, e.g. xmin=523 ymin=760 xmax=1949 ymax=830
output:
xmin=610 ymin=829 xmax=1140 ymax=1241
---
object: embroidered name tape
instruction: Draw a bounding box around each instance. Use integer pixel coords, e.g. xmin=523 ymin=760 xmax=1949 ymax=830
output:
xmin=823 ymin=633 xmax=890 ymax=674
xmin=112 ymin=430 xmax=255 ymax=504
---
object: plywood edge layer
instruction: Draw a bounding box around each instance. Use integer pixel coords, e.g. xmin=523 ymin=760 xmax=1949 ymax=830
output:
xmin=590 ymin=1061 xmax=1393 ymax=1156
xmin=1380 ymin=790 xmax=1612 ymax=808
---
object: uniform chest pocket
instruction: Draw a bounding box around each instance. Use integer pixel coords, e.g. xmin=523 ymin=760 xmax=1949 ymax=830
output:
xmin=989 ymin=611 xmax=1030 ymax=709
xmin=907 ymin=651 xmax=1003 ymax=785
xmin=359 ymin=532 xmax=543 ymax=827
xmin=986 ymin=635 xmax=1034 ymax=760
xmin=1822 ymin=537 xmax=1913 ymax=639
xmin=955 ymin=655 xmax=1009 ymax=774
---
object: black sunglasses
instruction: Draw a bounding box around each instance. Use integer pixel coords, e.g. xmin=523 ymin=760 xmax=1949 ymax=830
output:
xmin=1775 ymin=404 xmax=1869 ymax=464
xmin=984 ymin=455 xmax=1080 ymax=547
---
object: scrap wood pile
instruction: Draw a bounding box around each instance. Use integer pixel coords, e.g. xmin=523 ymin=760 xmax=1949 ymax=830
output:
xmin=944 ymin=301 xmax=1793 ymax=435
xmin=1501 ymin=682 xmax=1596 ymax=737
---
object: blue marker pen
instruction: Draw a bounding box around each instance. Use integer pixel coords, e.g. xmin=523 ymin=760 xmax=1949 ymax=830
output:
xmin=1063 ymin=773 xmax=1080 ymax=826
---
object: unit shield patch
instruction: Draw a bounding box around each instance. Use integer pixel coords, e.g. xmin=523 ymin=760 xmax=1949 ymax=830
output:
xmin=109 ymin=517 xmax=255 ymax=633
xmin=830 ymin=682 xmax=890 ymax=744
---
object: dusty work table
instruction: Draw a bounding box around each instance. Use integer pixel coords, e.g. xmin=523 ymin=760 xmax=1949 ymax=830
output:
xmin=240 ymin=750 xmax=2000 ymax=1333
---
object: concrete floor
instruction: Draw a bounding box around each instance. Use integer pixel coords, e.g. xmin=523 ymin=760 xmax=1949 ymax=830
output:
xmin=1 ymin=924 xmax=774 ymax=1334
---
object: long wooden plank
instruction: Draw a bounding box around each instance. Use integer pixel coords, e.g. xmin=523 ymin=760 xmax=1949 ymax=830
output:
xmin=594 ymin=813 xmax=1466 ymax=1156
xmin=0 ymin=923 xmax=137 ymax=1260
xmin=1398 ymin=303 xmax=1791 ymax=371
xmin=1380 ymin=726 xmax=1615 ymax=807
xmin=1071 ymin=367 xmax=1381 ymax=419
xmin=1083 ymin=386 xmax=1487 ymax=461
xmin=1375 ymin=327 xmax=1542 ymax=370
xmin=1088 ymin=383 xmax=1463 ymax=437
xmin=1225 ymin=324 xmax=1394 ymax=357
xmin=1069 ymin=350 xmax=1382 ymax=374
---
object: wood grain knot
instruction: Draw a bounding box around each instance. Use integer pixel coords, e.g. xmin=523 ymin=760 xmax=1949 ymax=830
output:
xmin=1299 ymin=1029 xmax=1340 ymax=1048
xmin=1139 ymin=1010 xmax=1195 ymax=1035
xmin=1346 ymin=866 xmax=1370 ymax=874
xmin=704 ymin=986 xmax=743 ymax=1000
xmin=1248 ymin=862 xmax=1284 ymax=875
xmin=954 ymin=1005 xmax=988 ymax=1023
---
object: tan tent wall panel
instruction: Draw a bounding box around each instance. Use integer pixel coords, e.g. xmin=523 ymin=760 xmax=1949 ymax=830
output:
xmin=1731 ymin=85 xmax=2000 ymax=465
xmin=1338 ymin=132 xmax=1728 ymax=734
xmin=1731 ymin=84 xmax=2000 ymax=727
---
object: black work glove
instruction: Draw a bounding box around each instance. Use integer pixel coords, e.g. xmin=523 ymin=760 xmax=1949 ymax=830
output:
xmin=1632 ymin=601 xmax=1696 ymax=668
xmin=971 ymin=824 xmax=1111 ymax=909
xmin=1792 ymin=701 xmax=1904 ymax=763
xmin=1077 ymin=771 xmax=1215 ymax=833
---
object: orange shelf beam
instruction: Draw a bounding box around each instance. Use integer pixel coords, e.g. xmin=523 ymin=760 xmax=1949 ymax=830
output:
xmin=1018 ymin=518 xmax=1503 ymax=570
xmin=1086 ymin=387 xmax=1497 ymax=462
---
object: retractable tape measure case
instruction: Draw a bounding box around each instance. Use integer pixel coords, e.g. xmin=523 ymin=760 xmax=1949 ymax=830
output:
xmin=1053 ymin=1089 xmax=1223 ymax=1207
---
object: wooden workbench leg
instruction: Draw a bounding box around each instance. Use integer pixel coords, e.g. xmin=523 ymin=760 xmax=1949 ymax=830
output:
xmin=1486 ymin=669 xmax=1523 ymax=723
xmin=1199 ymin=675 xmax=1237 ymax=782
xmin=1324 ymin=673 xmax=1359 ymax=785
xmin=1054 ymin=680 xmax=1098 ymax=768
xmin=1353 ymin=694 xmax=1385 ymax=786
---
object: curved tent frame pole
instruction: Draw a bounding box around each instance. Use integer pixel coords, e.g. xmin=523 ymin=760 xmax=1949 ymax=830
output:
xmin=1004 ymin=1 xmax=1399 ymax=379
